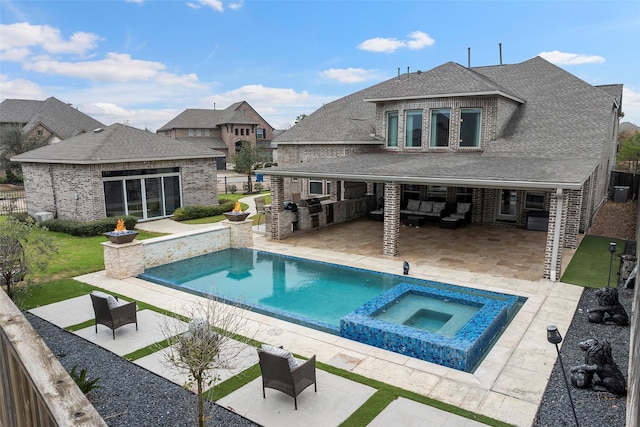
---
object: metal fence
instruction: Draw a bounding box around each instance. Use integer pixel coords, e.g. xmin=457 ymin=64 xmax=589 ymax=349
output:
xmin=0 ymin=188 xmax=27 ymax=214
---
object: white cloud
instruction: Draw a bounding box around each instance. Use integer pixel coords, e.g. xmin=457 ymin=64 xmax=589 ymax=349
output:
xmin=622 ymin=87 xmax=640 ymax=126
xmin=539 ymin=50 xmax=605 ymax=65
xmin=321 ymin=68 xmax=379 ymax=84
xmin=126 ymin=0 xmax=144 ymax=3
xmin=0 ymin=75 xmax=45 ymax=99
xmin=358 ymin=31 xmax=435 ymax=53
xmin=191 ymin=0 xmax=224 ymax=12
xmin=0 ymin=22 xmax=101 ymax=56
xmin=228 ymin=1 xmax=244 ymax=10
xmin=23 ymin=52 xmax=203 ymax=87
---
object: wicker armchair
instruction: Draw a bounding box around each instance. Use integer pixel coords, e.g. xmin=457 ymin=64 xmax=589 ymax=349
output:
xmin=90 ymin=292 xmax=138 ymax=340
xmin=257 ymin=348 xmax=317 ymax=410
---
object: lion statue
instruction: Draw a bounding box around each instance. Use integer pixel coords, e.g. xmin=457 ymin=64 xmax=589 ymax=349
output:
xmin=587 ymin=286 xmax=629 ymax=326
xmin=569 ymin=338 xmax=627 ymax=396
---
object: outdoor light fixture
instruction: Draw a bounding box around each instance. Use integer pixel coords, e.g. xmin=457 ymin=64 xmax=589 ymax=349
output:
xmin=608 ymin=242 xmax=617 ymax=287
xmin=546 ymin=325 xmax=580 ymax=427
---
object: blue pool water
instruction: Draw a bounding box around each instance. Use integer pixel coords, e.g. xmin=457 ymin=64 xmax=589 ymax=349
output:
xmin=140 ymin=248 xmax=525 ymax=372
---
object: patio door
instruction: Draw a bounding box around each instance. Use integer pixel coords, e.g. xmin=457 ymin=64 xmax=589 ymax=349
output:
xmin=496 ymin=189 xmax=518 ymax=221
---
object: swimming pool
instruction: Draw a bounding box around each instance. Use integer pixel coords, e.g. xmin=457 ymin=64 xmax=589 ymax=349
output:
xmin=140 ymin=248 xmax=525 ymax=372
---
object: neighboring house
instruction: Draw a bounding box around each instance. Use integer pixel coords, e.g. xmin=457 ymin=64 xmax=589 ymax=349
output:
xmin=0 ymin=97 xmax=105 ymax=143
xmin=11 ymin=123 xmax=223 ymax=222
xmin=157 ymin=101 xmax=276 ymax=169
xmin=259 ymin=56 xmax=623 ymax=280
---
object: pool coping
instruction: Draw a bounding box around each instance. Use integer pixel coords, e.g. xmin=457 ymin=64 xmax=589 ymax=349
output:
xmin=76 ymin=234 xmax=583 ymax=427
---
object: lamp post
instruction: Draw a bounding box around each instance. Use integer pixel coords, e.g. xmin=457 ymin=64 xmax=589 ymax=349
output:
xmin=547 ymin=325 xmax=580 ymax=427
xmin=608 ymin=242 xmax=617 ymax=287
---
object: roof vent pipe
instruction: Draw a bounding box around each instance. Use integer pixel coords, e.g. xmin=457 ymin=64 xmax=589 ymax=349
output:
xmin=398 ymin=67 xmax=400 ymax=79
xmin=499 ymin=43 xmax=503 ymax=65
xmin=468 ymin=47 xmax=471 ymax=68
xmin=407 ymin=66 xmax=410 ymax=80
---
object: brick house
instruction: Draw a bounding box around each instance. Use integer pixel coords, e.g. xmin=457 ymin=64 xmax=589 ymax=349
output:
xmin=157 ymin=101 xmax=275 ymax=169
xmin=11 ymin=123 xmax=223 ymax=222
xmin=259 ymin=56 xmax=623 ymax=280
xmin=0 ymin=97 xmax=105 ymax=144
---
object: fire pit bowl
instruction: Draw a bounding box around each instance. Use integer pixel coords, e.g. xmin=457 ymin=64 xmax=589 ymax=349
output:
xmin=223 ymin=212 xmax=250 ymax=222
xmin=103 ymin=230 xmax=139 ymax=244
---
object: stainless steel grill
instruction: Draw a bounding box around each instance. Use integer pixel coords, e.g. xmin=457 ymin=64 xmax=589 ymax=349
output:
xmin=304 ymin=198 xmax=323 ymax=214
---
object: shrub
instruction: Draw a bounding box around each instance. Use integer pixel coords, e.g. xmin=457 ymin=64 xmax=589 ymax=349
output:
xmin=40 ymin=216 xmax=138 ymax=237
xmin=228 ymin=184 xmax=237 ymax=194
xmin=172 ymin=201 xmax=235 ymax=221
xmin=69 ymin=365 xmax=100 ymax=395
xmin=254 ymin=183 xmax=263 ymax=192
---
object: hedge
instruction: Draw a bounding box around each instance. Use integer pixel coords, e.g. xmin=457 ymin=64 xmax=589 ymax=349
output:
xmin=172 ymin=200 xmax=235 ymax=221
xmin=40 ymin=216 xmax=139 ymax=237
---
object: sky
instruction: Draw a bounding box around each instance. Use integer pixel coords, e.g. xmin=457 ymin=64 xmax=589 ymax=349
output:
xmin=1 ymin=0 xmax=639 ymax=132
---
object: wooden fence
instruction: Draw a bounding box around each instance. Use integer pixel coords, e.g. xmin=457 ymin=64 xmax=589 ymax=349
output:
xmin=0 ymin=291 xmax=107 ymax=426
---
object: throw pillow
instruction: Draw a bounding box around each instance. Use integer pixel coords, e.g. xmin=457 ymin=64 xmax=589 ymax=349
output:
xmin=420 ymin=201 xmax=434 ymax=213
xmin=106 ymin=295 xmax=121 ymax=310
xmin=262 ymin=344 xmax=298 ymax=370
xmin=457 ymin=203 xmax=471 ymax=214
xmin=406 ymin=199 xmax=420 ymax=211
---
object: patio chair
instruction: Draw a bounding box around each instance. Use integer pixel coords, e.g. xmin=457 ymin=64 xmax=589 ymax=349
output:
xmin=90 ymin=291 xmax=138 ymax=339
xmin=257 ymin=345 xmax=317 ymax=410
xmin=255 ymin=196 xmax=266 ymax=229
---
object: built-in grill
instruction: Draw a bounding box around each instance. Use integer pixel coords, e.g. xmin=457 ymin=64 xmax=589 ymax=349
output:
xmin=304 ymin=198 xmax=323 ymax=214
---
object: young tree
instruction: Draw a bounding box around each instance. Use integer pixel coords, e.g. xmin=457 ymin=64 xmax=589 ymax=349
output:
xmin=617 ymin=131 xmax=640 ymax=172
xmin=161 ymin=295 xmax=254 ymax=427
xmin=0 ymin=216 xmax=57 ymax=300
xmin=228 ymin=140 xmax=266 ymax=194
xmin=0 ymin=126 xmax=48 ymax=180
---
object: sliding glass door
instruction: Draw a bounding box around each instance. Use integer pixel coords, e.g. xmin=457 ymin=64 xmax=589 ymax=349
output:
xmin=497 ymin=189 xmax=518 ymax=221
xmin=103 ymin=169 xmax=182 ymax=220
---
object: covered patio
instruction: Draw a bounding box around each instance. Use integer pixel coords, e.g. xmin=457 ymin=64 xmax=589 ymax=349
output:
xmin=257 ymin=218 xmax=578 ymax=282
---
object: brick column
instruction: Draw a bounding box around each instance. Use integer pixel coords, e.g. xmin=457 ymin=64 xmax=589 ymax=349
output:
xmin=383 ymin=182 xmax=400 ymax=256
xmin=544 ymin=189 xmax=567 ymax=280
xmin=564 ymin=189 xmax=582 ymax=249
xmin=269 ymin=176 xmax=290 ymax=240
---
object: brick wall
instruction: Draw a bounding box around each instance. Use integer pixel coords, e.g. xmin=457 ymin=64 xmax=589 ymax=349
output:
xmin=373 ymin=96 xmax=499 ymax=151
xmin=22 ymin=159 xmax=217 ymax=222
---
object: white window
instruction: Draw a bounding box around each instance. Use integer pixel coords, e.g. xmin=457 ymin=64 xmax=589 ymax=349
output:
xmin=387 ymin=111 xmax=398 ymax=147
xmin=256 ymin=128 xmax=265 ymax=139
xmin=188 ymin=129 xmax=194 ymax=136
xmin=525 ymin=192 xmax=545 ymax=210
xmin=460 ymin=108 xmax=481 ymax=147
xmin=405 ymin=110 xmax=422 ymax=147
xmin=430 ymin=109 xmax=450 ymax=147
xmin=204 ymin=129 xmax=210 ymax=137
xmin=309 ymin=180 xmax=323 ymax=195
xmin=196 ymin=129 xmax=202 ymax=137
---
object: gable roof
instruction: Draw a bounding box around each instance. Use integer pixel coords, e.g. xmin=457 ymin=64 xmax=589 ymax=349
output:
xmin=157 ymin=101 xmax=273 ymax=131
xmin=0 ymin=97 xmax=105 ymax=139
xmin=267 ymin=56 xmax=621 ymax=188
xmin=11 ymin=123 xmax=223 ymax=165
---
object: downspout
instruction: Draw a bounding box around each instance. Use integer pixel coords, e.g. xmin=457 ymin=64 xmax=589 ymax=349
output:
xmin=550 ymin=188 xmax=564 ymax=281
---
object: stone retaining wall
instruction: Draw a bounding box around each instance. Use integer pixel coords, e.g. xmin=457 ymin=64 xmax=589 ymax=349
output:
xmin=103 ymin=221 xmax=253 ymax=279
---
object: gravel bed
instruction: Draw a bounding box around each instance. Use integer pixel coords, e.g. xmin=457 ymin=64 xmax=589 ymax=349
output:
xmin=533 ymin=286 xmax=631 ymax=427
xmin=25 ymin=313 xmax=259 ymax=427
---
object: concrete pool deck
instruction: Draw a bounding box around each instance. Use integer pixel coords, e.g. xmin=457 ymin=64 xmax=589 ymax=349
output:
xmin=63 ymin=213 xmax=583 ymax=427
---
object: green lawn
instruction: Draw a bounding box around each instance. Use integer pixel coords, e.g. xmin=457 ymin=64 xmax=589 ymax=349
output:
xmin=560 ymin=235 xmax=627 ymax=288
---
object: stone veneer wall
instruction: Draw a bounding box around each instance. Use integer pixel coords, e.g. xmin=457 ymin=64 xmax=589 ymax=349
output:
xmin=21 ymin=159 xmax=217 ymax=222
xmin=103 ymin=221 xmax=252 ymax=279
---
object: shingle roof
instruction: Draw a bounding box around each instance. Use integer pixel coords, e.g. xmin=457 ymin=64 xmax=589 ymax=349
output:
xmin=261 ymin=152 xmax=597 ymax=189
xmin=268 ymin=56 xmax=620 ymax=187
xmin=0 ymin=97 xmax=105 ymax=139
xmin=156 ymin=101 xmax=263 ymax=131
xmin=11 ymin=123 xmax=223 ymax=164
